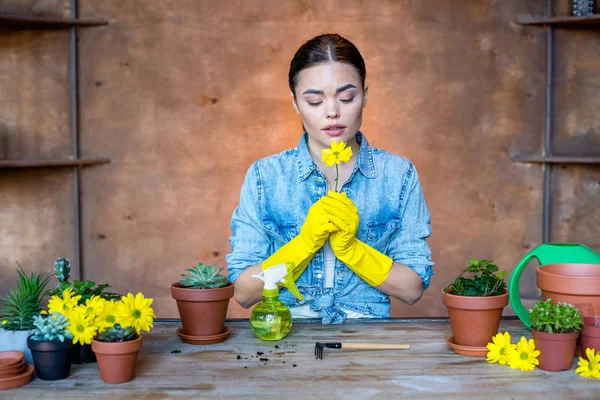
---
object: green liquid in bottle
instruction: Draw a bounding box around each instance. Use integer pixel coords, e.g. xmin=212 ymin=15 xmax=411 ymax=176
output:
xmin=250 ymin=296 xmax=292 ymax=341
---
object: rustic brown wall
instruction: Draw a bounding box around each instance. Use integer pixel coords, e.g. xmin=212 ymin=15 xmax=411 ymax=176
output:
xmin=1 ymin=0 xmax=598 ymax=320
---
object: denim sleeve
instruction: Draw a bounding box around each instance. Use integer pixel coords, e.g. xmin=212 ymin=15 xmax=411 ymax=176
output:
xmin=387 ymin=162 xmax=434 ymax=289
xmin=226 ymin=162 xmax=271 ymax=282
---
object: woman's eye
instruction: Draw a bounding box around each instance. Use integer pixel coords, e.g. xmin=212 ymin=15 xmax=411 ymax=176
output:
xmin=308 ymin=101 xmax=322 ymax=107
xmin=340 ymin=97 xmax=355 ymax=104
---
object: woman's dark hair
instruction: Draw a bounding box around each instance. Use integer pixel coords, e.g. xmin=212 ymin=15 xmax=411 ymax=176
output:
xmin=288 ymin=34 xmax=366 ymax=97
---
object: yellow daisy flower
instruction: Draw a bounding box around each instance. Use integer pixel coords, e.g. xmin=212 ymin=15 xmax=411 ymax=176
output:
xmin=96 ymin=300 xmax=120 ymax=331
xmin=507 ymin=336 xmax=540 ymax=371
xmin=118 ymin=293 xmax=155 ymax=333
xmin=48 ymin=288 xmax=82 ymax=317
xmin=486 ymin=332 xmax=516 ymax=365
xmin=576 ymin=348 xmax=600 ymax=378
xmin=321 ymin=141 xmax=353 ymax=167
xmin=67 ymin=311 xmax=97 ymax=345
xmin=83 ymin=296 xmax=106 ymax=318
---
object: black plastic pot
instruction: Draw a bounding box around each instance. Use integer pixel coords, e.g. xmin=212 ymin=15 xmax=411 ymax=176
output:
xmin=71 ymin=342 xmax=97 ymax=364
xmin=27 ymin=336 xmax=73 ymax=380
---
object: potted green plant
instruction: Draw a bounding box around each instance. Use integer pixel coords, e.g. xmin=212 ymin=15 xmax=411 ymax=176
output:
xmin=530 ymin=298 xmax=583 ymax=371
xmin=0 ymin=264 xmax=51 ymax=364
xmin=27 ymin=312 xmax=73 ymax=380
xmin=91 ymin=292 xmax=154 ymax=383
xmin=442 ymin=258 xmax=508 ymax=349
xmin=171 ymin=263 xmax=234 ymax=341
xmin=48 ymin=257 xmax=120 ymax=364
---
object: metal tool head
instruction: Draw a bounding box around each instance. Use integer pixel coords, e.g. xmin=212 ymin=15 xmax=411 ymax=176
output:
xmin=314 ymin=342 xmax=342 ymax=360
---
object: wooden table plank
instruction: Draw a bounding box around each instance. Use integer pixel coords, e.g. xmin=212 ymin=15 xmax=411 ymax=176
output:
xmin=9 ymin=319 xmax=598 ymax=399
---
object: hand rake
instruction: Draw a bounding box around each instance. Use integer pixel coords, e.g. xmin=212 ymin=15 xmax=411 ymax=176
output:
xmin=315 ymin=342 xmax=411 ymax=359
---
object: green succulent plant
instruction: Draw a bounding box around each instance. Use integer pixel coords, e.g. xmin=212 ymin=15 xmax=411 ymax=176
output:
xmin=444 ymin=258 xmax=507 ymax=297
xmin=179 ymin=263 xmax=230 ymax=289
xmin=0 ymin=263 xmax=51 ymax=331
xmin=530 ymin=298 xmax=584 ymax=334
xmin=96 ymin=323 xmax=138 ymax=342
xmin=30 ymin=312 xmax=73 ymax=342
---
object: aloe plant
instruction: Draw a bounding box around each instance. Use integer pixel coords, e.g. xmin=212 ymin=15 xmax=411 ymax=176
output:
xmin=0 ymin=264 xmax=51 ymax=331
xmin=179 ymin=263 xmax=229 ymax=289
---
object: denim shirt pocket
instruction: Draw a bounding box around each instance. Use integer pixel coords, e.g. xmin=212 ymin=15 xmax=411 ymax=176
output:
xmin=365 ymin=218 xmax=401 ymax=245
xmin=263 ymin=220 xmax=298 ymax=244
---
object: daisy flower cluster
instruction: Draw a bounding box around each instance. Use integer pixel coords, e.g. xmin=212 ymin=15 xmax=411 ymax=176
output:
xmin=47 ymin=289 xmax=155 ymax=345
xmin=486 ymin=332 xmax=540 ymax=371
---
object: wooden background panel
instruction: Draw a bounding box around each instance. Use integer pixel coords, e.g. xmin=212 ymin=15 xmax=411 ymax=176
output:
xmin=0 ymin=0 xmax=76 ymax=294
xmin=73 ymin=0 xmax=550 ymax=319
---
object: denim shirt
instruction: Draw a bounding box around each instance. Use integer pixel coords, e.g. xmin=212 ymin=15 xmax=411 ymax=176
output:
xmin=226 ymin=132 xmax=434 ymax=324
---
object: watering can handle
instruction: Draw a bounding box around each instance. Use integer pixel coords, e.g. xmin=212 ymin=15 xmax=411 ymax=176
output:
xmin=509 ymin=252 xmax=537 ymax=330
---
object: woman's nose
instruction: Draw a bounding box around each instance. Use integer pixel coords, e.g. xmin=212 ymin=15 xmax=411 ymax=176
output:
xmin=326 ymin=101 xmax=340 ymax=119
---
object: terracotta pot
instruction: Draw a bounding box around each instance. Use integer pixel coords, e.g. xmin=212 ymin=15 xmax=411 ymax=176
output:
xmin=91 ymin=336 xmax=142 ymax=383
xmin=581 ymin=316 xmax=600 ymax=361
xmin=537 ymin=263 xmax=600 ymax=318
xmin=171 ymin=283 xmax=234 ymax=337
xmin=27 ymin=336 xmax=73 ymax=381
xmin=442 ymin=290 xmax=508 ymax=347
xmin=532 ymin=330 xmax=579 ymax=371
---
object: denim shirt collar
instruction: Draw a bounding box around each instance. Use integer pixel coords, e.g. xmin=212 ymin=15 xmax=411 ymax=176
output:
xmin=296 ymin=131 xmax=376 ymax=182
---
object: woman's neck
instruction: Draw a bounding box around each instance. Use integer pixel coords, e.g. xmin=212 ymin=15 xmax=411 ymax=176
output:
xmin=307 ymin=136 xmax=360 ymax=169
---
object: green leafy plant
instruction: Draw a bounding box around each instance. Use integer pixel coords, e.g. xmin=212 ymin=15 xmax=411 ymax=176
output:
xmin=96 ymin=323 xmax=138 ymax=343
xmin=530 ymin=298 xmax=584 ymax=334
xmin=48 ymin=257 xmax=121 ymax=304
xmin=0 ymin=263 xmax=51 ymax=331
xmin=30 ymin=312 xmax=73 ymax=342
xmin=444 ymin=258 xmax=507 ymax=297
xmin=179 ymin=263 xmax=230 ymax=289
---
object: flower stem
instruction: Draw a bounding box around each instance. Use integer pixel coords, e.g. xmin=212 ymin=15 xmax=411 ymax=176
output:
xmin=335 ymin=164 xmax=339 ymax=192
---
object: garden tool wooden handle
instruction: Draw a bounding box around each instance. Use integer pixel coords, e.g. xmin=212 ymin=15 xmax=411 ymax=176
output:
xmin=342 ymin=343 xmax=410 ymax=350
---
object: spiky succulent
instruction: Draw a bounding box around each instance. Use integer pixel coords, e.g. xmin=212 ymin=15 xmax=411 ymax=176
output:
xmin=30 ymin=312 xmax=73 ymax=342
xmin=178 ymin=263 xmax=229 ymax=289
xmin=0 ymin=264 xmax=51 ymax=331
xmin=96 ymin=323 xmax=138 ymax=342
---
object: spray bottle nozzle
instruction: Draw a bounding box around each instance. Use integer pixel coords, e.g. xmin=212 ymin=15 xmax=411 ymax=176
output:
xmin=253 ymin=262 xmax=304 ymax=300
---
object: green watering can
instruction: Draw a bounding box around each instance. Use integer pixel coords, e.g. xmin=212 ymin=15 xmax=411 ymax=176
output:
xmin=509 ymin=243 xmax=600 ymax=329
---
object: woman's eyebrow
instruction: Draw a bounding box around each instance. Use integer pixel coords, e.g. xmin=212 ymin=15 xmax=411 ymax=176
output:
xmin=302 ymin=84 xmax=358 ymax=95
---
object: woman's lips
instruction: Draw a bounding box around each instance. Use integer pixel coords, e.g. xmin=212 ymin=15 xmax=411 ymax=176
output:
xmin=323 ymin=125 xmax=346 ymax=137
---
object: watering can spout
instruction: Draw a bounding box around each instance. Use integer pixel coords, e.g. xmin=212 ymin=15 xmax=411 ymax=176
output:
xmin=509 ymin=243 xmax=600 ymax=329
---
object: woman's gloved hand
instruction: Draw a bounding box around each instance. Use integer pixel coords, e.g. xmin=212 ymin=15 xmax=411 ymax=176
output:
xmin=261 ymin=198 xmax=338 ymax=299
xmin=321 ymin=191 xmax=393 ymax=287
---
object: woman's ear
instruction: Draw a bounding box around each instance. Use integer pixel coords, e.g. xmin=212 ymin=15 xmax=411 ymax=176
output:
xmin=363 ymin=84 xmax=369 ymax=108
xmin=291 ymin=92 xmax=301 ymax=114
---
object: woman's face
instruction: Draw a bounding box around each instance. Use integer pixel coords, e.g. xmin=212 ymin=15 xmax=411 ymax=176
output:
xmin=292 ymin=62 xmax=367 ymax=152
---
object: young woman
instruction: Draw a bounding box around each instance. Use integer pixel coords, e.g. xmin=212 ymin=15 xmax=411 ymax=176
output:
xmin=226 ymin=34 xmax=433 ymax=324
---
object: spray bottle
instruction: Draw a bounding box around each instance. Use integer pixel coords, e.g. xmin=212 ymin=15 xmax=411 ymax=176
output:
xmin=250 ymin=262 xmax=298 ymax=341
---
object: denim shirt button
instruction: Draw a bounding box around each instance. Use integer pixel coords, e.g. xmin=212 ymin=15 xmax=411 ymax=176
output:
xmin=316 ymin=273 xmax=323 ymax=278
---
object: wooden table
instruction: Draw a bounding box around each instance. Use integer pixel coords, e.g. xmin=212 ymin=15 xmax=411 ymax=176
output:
xmin=8 ymin=318 xmax=598 ymax=399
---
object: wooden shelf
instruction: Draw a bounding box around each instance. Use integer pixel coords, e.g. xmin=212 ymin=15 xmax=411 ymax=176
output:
xmin=0 ymin=158 xmax=110 ymax=168
xmin=0 ymin=12 xmax=108 ymax=29
xmin=516 ymin=14 xmax=600 ymax=27
xmin=510 ymin=154 xmax=600 ymax=164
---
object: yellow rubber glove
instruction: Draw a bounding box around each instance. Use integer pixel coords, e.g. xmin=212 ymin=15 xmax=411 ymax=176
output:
xmin=321 ymin=191 xmax=393 ymax=287
xmin=261 ymin=198 xmax=338 ymax=299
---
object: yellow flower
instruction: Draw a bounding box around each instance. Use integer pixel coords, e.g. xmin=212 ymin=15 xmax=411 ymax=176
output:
xmin=67 ymin=311 xmax=97 ymax=345
xmin=507 ymin=336 xmax=540 ymax=371
xmin=83 ymin=296 xmax=106 ymax=318
xmin=96 ymin=300 xmax=120 ymax=331
xmin=576 ymin=348 xmax=600 ymax=378
xmin=48 ymin=288 xmax=81 ymax=317
xmin=486 ymin=332 xmax=516 ymax=365
xmin=321 ymin=141 xmax=353 ymax=167
xmin=118 ymin=293 xmax=155 ymax=333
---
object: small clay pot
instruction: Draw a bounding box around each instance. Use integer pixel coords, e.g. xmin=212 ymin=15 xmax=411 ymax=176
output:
xmin=171 ymin=283 xmax=234 ymax=337
xmin=580 ymin=316 xmax=600 ymax=361
xmin=532 ymin=330 xmax=579 ymax=372
xmin=27 ymin=336 xmax=73 ymax=380
xmin=442 ymin=290 xmax=509 ymax=347
xmin=92 ymin=336 xmax=143 ymax=383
